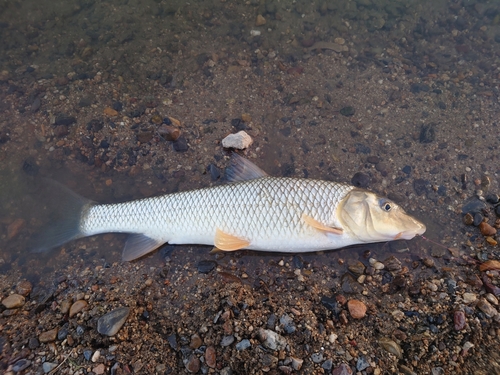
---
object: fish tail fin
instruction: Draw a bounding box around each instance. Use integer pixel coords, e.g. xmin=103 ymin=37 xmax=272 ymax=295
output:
xmin=31 ymin=179 xmax=95 ymax=253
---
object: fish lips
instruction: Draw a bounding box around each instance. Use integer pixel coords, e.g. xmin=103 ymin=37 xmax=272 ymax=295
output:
xmin=395 ymin=220 xmax=426 ymax=240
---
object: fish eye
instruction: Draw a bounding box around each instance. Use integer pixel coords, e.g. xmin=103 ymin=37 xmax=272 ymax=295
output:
xmin=379 ymin=199 xmax=392 ymax=212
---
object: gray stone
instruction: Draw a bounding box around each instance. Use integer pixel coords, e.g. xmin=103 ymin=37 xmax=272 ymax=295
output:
xmin=235 ymin=339 xmax=251 ymax=351
xmin=97 ymin=307 xmax=130 ymax=336
xmin=258 ymin=329 xmax=287 ymax=350
xmin=43 ymin=362 xmax=58 ymax=373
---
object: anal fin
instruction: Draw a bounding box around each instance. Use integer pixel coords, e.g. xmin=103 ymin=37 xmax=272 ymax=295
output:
xmin=214 ymin=228 xmax=250 ymax=251
xmin=122 ymin=234 xmax=164 ymax=261
xmin=302 ymin=214 xmax=343 ymax=235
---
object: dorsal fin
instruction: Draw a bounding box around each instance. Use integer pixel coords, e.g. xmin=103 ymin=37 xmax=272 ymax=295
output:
xmin=225 ymin=153 xmax=268 ymax=182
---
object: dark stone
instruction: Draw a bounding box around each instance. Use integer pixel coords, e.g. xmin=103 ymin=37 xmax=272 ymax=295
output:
xmin=320 ymin=296 xmax=341 ymax=315
xmin=87 ymin=119 xmax=103 ymax=131
xmin=167 ymin=333 xmax=177 ymax=350
xmin=461 ymin=198 xmax=487 ymax=215
xmin=129 ymin=108 xmax=145 ymax=118
xmin=197 ymin=260 xmax=217 ymax=274
xmin=473 ymin=213 xmax=483 ymax=226
xmin=162 ymin=117 xmax=172 ymax=125
xmin=366 ymin=156 xmax=379 ymax=164
xmin=419 ymin=124 xmax=435 ymax=143
xmin=54 ymin=125 xmax=69 ymax=137
xmin=54 ymin=114 xmax=76 ymax=126
xmin=22 ymin=157 xmax=39 ymax=176
xmin=28 ymin=337 xmax=40 ymax=349
xmin=57 ymin=324 xmax=69 ymax=340
xmin=355 ymin=143 xmax=371 ymax=154
xmin=280 ymin=127 xmax=291 ymax=137
xmin=112 ymin=101 xmax=123 ymax=111
xmin=351 ymin=172 xmax=370 ymax=188
xmin=485 ymin=194 xmax=499 ymax=204
xmin=410 ymin=83 xmax=430 ymax=93
xmin=78 ymin=97 xmax=92 ymax=107
xmin=172 ymin=137 xmax=189 ymax=152
xmin=356 ymin=356 xmax=370 ymax=371
xmin=31 ymin=97 xmax=41 ymax=112
xmin=341 ymin=273 xmax=363 ymax=294
xmin=413 ymin=179 xmax=428 ymax=196
xmin=402 ymin=165 xmax=412 ymax=175
xmin=340 ymin=106 xmax=355 ymax=117
xmin=83 ymin=349 xmax=93 ymax=361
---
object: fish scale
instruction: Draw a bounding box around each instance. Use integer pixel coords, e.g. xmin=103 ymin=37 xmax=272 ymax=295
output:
xmin=81 ymin=177 xmax=353 ymax=252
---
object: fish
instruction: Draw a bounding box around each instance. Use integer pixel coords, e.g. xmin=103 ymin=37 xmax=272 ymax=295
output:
xmin=33 ymin=154 xmax=426 ymax=261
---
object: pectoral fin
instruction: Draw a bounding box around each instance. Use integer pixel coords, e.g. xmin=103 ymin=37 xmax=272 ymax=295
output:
xmin=302 ymin=214 xmax=343 ymax=235
xmin=214 ymin=228 xmax=250 ymax=251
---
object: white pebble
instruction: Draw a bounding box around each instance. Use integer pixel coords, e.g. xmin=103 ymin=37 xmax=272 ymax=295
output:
xmin=250 ymin=30 xmax=261 ymax=36
xmin=221 ymin=131 xmax=253 ymax=150
xmin=91 ymin=350 xmax=100 ymax=362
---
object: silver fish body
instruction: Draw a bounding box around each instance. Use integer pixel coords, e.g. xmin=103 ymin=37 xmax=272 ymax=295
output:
xmin=35 ymin=155 xmax=426 ymax=261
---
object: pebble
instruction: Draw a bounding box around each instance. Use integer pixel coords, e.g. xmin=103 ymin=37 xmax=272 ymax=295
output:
xmin=15 ymin=280 xmax=32 ymax=297
xmin=479 ymin=221 xmax=496 ymax=236
xmin=2 ymin=294 xmax=25 ymax=309
xmin=221 ymin=131 xmax=253 ymax=149
xmin=84 ymin=350 xmax=93 ymax=361
xmin=280 ymin=314 xmax=296 ymax=334
xmin=347 ymin=299 xmax=367 ymax=319
xmin=42 ymin=361 xmax=57 ymax=373
xmin=39 ymin=328 xmax=58 ymax=343
xmin=172 ymin=137 xmax=189 ymax=152
xmin=12 ymin=359 xmax=31 ymax=372
xmin=197 ymin=260 xmax=217 ymax=274
xmin=92 ymin=350 xmax=100 ymax=362
xmin=103 ymin=107 xmax=118 ymax=117
xmin=54 ymin=114 xmax=76 ymax=126
xmin=479 ymin=260 xmax=500 ymax=271
xmin=462 ymin=292 xmax=477 ymax=304
xmin=220 ymin=335 xmax=234 ymax=347
xmin=454 ymin=310 xmax=466 ymax=331
xmin=485 ymin=293 xmax=498 ymax=305
xmin=351 ymin=172 xmax=370 ymax=188
xmin=322 ymin=358 xmax=333 ymax=371
xmin=31 ymin=97 xmax=41 ymax=112
xmin=69 ymin=300 xmax=88 ymax=317
xmin=97 ymin=306 xmax=130 ymax=336
xmin=205 ymin=346 xmax=216 ymax=368
xmin=378 ymin=337 xmax=402 ymax=358
xmin=158 ymin=125 xmax=181 ymax=141
xmin=340 ymin=106 xmax=355 ymax=116
xmin=356 ymin=356 xmax=370 ymax=371
xmin=477 ymin=298 xmax=498 ymax=317
xmin=258 ymin=328 xmax=287 ymax=350
xmin=347 ymin=260 xmax=366 ymax=276
xmin=311 ymin=352 xmax=323 ymax=363
xmin=190 ymin=334 xmax=202 ymax=349
xmin=332 ymin=363 xmax=353 ymax=375
xmin=423 ymin=257 xmax=435 ymax=268
xmin=184 ymin=355 xmax=200 ymax=373
xmin=235 ymin=339 xmax=251 ymax=351
xmin=255 ymin=14 xmax=266 ymax=26
xmin=291 ymin=357 xmax=303 ymax=371
xmin=93 ymin=363 xmax=105 ymax=375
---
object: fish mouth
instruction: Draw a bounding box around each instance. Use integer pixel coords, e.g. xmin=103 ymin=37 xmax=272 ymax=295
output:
xmin=395 ymin=221 xmax=426 ymax=240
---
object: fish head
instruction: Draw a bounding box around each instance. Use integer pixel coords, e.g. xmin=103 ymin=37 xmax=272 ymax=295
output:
xmin=338 ymin=189 xmax=426 ymax=242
